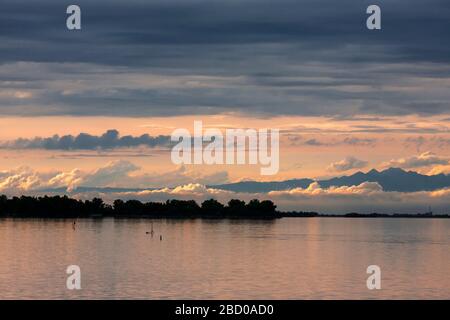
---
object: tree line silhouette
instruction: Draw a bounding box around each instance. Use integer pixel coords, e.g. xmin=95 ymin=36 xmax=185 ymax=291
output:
xmin=0 ymin=195 xmax=279 ymax=219
xmin=2 ymin=194 xmax=446 ymax=219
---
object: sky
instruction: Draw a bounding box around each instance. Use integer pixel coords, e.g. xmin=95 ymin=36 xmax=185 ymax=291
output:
xmin=1 ymin=0 xmax=450 ymax=213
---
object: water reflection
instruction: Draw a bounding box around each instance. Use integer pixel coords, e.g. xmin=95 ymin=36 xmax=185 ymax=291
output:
xmin=0 ymin=218 xmax=448 ymax=299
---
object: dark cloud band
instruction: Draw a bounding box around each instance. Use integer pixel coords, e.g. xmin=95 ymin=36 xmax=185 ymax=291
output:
xmin=0 ymin=0 xmax=449 ymax=117
xmin=1 ymin=130 xmax=171 ymax=150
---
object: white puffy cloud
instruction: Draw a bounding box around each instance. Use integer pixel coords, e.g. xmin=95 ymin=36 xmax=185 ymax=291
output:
xmin=384 ymin=151 xmax=449 ymax=169
xmin=83 ymin=183 xmax=235 ymax=204
xmin=47 ymin=169 xmax=84 ymax=192
xmin=0 ymin=167 xmax=42 ymax=192
xmin=269 ymin=181 xmax=383 ymax=197
xmin=81 ymin=160 xmax=140 ymax=187
xmin=266 ymin=181 xmax=450 ymax=213
xmin=327 ymin=156 xmax=368 ymax=172
xmin=0 ymin=160 xmax=229 ymax=193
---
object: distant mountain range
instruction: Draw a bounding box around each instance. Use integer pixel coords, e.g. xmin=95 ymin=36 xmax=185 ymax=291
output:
xmin=209 ymin=168 xmax=450 ymax=193
xmin=38 ymin=168 xmax=450 ymax=194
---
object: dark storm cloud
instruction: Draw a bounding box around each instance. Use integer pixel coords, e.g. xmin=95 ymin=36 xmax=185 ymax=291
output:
xmin=1 ymin=130 xmax=171 ymax=150
xmin=0 ymin=0 xmax=450 ymax=117
xmin=1 ymin=0 xmax=449 ymax=65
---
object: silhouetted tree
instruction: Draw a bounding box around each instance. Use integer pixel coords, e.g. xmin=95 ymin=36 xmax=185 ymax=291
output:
xmin=259 ymin=200 xmax=277 ymax=214
xmin=226 ymin=199 xmax=246 ymax=216
xmin=201 ymin=199 xmax=224 ymax=217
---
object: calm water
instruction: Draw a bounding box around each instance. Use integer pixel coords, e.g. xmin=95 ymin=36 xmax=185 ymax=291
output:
xmin=0 ymin=218 xmax=449 ymax=299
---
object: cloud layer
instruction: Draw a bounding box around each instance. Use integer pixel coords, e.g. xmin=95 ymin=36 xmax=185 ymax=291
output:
xmin=384 ymin=152 xmax=449 ymax=169
xmin=1 ymin=0 xmax=450 ymax=117
xmin=0 ymin=160 xmax=229 ymax=192
xmin=0 ymin=130 xmax=171 ymax=150
xmin=327 ymin=156 xmax=368 ymax=172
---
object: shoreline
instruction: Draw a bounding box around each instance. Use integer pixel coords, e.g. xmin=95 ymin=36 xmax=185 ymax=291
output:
xmin=1 ymin=194 xmax=448 ymax=219
xmin=1 ymin=213 xmax=449 ymax=219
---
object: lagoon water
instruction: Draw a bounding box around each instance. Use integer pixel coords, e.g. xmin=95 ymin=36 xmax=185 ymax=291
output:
xmin=0 ymin=218 xmax=449 ymax=299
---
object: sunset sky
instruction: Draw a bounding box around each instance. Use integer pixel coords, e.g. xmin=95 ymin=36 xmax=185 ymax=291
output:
xmin=1 ymin=0 xmax=450 ymax=213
